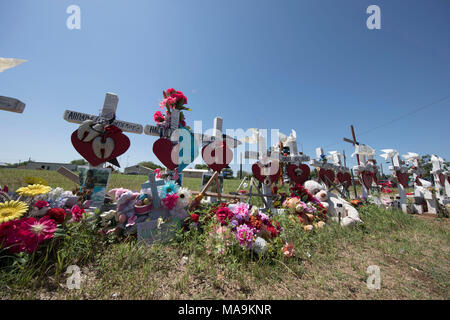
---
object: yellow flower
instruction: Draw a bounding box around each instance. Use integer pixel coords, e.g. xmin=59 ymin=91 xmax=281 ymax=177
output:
xmin=0 ymin=200 xmax=28 ymax=223
xmin=23 ymin=176 xmax=49 ymax=186
xmin=16 ymin=184 xmax=52 ymax=197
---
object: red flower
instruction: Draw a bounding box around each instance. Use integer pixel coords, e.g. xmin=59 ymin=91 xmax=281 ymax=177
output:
xmin=272 ymin=186 xmax=278 ymax=194
xmin=2 ymin=185 xmax=8 ymax=193
xmin=0 ymin=217 xmax=57 ymax=254
xmin=21 ymin=217 xmax=57 ymax=252
xmin=190 ymin=213 xmax=200 ymax=223
xmin=104 ymin=125 xmax=122 ymax=135
xmin=166 ymin=88 xmax=176 ymax=95
xmin=0 ymin=219 xmax=30 ymax=253
xmin=216 ymin=203 xmax=233 ymax=225
xmin=46 ymin=208 xmax=66 ymax=224
xmin=71 ymin=205 xmax=85 ymax=222
xmin=154 ymin=110 xmax=165 ymax=123
xmin=34 ymin=200 xmax=49 ymax=210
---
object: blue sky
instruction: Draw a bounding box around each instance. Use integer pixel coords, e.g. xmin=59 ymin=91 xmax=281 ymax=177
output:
xmin=1 ymin=0 xmax=449 ymax=175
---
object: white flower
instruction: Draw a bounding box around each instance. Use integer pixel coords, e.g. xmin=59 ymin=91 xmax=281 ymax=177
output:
xmin=100 ymin=209 xmax=117 ymax=226
xmin=46 ymin=187 xmax=65 ymax=202
xmin=252 ymin=237 xmax=268 ymax=255
xmin=176 ymin=187 xmax=191 ymax=209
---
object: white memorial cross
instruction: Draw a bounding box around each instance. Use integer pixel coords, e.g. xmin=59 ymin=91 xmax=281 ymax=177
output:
xmin=242 ymin=129 xmax=275 ymax=208
xmin=141 ymin=171 xmax=166 ymax=209
xmin=430 ymin=155 xmax=450 ymax=203
xmin=380 ymin=149 xmax=408 ymax=213
xmin=0 ymin=96 xmax=26 ymax=113
xmin=352 ymin=144 xmax=377 ymax=198
xmin=63 ymin=93 xmax=144 ymax=135
xmin=404 ymin=152 xmax=436 ymax=214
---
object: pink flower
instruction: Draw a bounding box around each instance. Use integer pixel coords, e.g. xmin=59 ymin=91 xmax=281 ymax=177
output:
xmin=282 ymin=243 xmax=295 ymax=258
xmin=16 ymin=216 xmax=57 ymax=252
xmin=154 ymin=110 xmax=165 ymax=123
xmin=0 ymin=219 xmax=30 ymax=253
xmin=71 ymin=205 xmax=85 ymax=222
xmin=23 ymin=216 xmax=57 ymax=242
xmin=216 ymin=204 xmax=233 ymax=225
xmin=154 ymin=168 xmax=162 ymax=179
xmin=235 ymin=224 xmax=254 ymax=247
xmin=233 ymin=203 xmax=250 ymax=221
xmin=162 ymin=193 xmax=179 ymax=210
xmin=33 ymin=200 xmax=49 ymax=210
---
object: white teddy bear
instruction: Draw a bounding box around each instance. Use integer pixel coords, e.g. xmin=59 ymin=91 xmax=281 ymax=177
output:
xmin=304 ymin=180 xmax=363 ymax=227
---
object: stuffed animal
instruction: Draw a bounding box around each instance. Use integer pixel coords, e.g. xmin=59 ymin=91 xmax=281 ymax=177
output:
xmin=304 ymin=180 xmax=363 ymax=227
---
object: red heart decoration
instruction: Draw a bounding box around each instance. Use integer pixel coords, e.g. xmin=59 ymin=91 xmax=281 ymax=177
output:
xmin=337 ymin=172 xmax=352 ymax=190
xmin=201 ymin=142 xmax=233 ymax=172
xmin=153 ymin=138 xmax=177 ymax=171
xmin=415 ymin=175 xmax=423 ymax=186
xmin=361 ymin=171 xmax=373 ymax=190
xmin=438 ymin=173 xmax=445 ymax=186
xmin=396 ymin=171 xmax=409 ymax=188
xmin=319 ymin=168 xmax=335 ymax=187
xmin=287 ymin=164 xmax=310 ymax=185
xmin=252 ymin=161 xmax=281 ymax=184
xmin=71 ymin=130 xmax=130 ymax=167
xmin=372 ymin=171 xmax=379 ymax=185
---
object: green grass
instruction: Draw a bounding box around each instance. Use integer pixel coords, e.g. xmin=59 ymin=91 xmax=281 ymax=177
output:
xmin=0 ymin=168 xmax=243 ymax=194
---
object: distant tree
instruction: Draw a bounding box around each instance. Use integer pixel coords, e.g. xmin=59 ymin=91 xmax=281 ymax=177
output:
xmin=138 ymin=161 xmax=163 ymax=170
xmin=420 ymin=154 xmax=449 ymax=180
xmin=70 ymin=159 xmax=88 ymax=165
xmin=194 ymin=164 xmax=209 ymax=170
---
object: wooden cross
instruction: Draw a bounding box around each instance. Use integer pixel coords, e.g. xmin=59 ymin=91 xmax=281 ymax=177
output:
xmin=63 ymin=93 xmax=143 ymax=135
xmin=141 ymin=171 xmax=166 ymax=209
xmin=343 ymin=125 xmax=360 ymax=165
xmin=0 ymin=96 xmax=26 ymax=113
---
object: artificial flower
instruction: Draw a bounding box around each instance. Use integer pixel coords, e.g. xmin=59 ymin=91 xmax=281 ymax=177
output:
xmin=70 ymin=205 xmax=85 ymax=222
xmin=23 ymin=176 xmax=49 ymax=186
xmin=253 ymin=237 xmax=268 ymax=255
xmin=21 ymin=216 xmax=57 ymax=252
xmin=176 ymin=187 xmax=192 ymax=208
xmin=216 ymin=203 xmax=233 ymax=225
xmin=16 ymin=184 xmax=51 ymax=197
xmin=33 ymin=200 xmax=49 ymax=210
xmin=0 ymin=219 xmax=30 ymax=253
xmin=282 ymin=243 xmax=295 ymax=258
xmin=46 ymin=208 xmax=66 ymax=224
xmin=0 ymin=200 xmax=28 ymax=223
xmin=160 ymin=181 xmax=179 ymax=198
xmin=190 ymin=213 xmax=200 ymax=223
xmin=104 ymin=125 xmax=122 ymax=135
xmin=154 ymin=110 xmax=165 ymax=123
xmin=162 ymin=193 xmax=179 ymax=210
xmin=235 ymin=224 xmax=254 ymax=248
xmin=154 ymin=168 xmax=162 ymax=179
xmin=233 ymin=203 xmax=250 ymax=221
